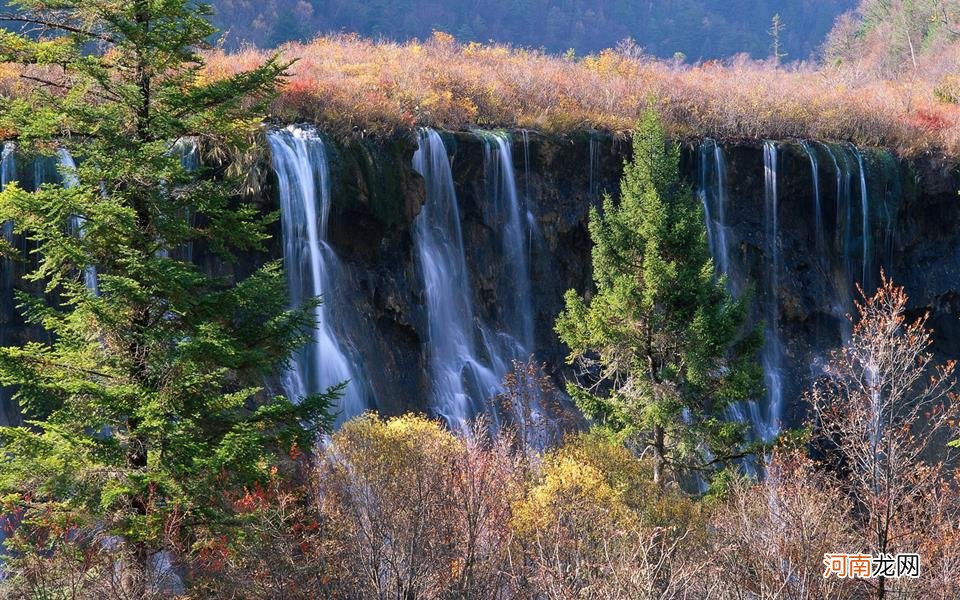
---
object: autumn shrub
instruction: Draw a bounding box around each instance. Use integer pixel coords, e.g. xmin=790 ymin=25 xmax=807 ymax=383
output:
xmin=810 ymin=276 xmax=960 ymax=599
xmin=184 ymin=459 xmax=334 ymax=600
xmin=708 ymin=451 xmax=859 ymax=600
xmin=199 ymin=35 xmax=960 ymax=156
xmin=0 ymin=523 xmax=182 ymax=599
xmin=509 ymin=432 xmax=709 ymax=599
xmin=313 ymin=413 xmax=518 ymax=599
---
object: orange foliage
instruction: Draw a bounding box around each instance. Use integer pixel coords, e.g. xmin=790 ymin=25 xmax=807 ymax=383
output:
xmin=204 ymin=35 xmax=960 ymax=156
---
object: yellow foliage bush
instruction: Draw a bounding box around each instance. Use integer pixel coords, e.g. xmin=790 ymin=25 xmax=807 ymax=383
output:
xmin=513 ymin=454 xmax=636 ymax=539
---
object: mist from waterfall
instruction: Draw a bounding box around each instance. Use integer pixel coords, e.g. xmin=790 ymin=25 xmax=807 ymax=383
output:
xmin=268 ymin=126 xmax=367 ymax=424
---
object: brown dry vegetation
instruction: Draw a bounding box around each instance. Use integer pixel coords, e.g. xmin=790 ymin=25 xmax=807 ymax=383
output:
xmin=203 ymin=32 xmax=960 ymax=156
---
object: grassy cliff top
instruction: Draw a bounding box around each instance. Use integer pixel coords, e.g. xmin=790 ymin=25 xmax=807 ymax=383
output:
xmin=204 ymin=33 xmax=960 ymax=157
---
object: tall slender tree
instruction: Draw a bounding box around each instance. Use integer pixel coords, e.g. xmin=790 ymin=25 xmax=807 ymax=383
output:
xmin=0 ymin=0 xmax=333 ymax=592
xmin=555 ymin=107 xmax=763 ymax=485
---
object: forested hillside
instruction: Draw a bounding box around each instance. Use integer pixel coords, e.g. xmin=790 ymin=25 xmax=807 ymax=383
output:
xmin=211 ymin=0 xmax=854 ymax=60
xmin=827 ymin=0 xmax=960 ymax=78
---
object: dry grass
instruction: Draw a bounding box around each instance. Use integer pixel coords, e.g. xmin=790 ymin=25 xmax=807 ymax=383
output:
xmin=204 ymin=32 xmax=960 ymax=156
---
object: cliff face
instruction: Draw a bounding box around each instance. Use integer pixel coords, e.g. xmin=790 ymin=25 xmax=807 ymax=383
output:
xmin=2 ymin=131 xmax=958 ymax=433
xmin=290 ymin=130 xmax=959 ymax=431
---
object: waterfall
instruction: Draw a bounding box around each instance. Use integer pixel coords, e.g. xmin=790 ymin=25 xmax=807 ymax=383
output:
xmin=697 ymin=140 xmax=761 ymax=475
xmin=878 ymin=150 xmax=900 ymax=274
xmin=699 ymin=140 xmax=731 ymax=278
xmin=169 ymin=138 xmax=199 ymax=263
xmin=800 ymin=142 xmax=825 ymax=265
xmin=712 ymin=142 xmax=730 ymax=278
xmin=761 ymin=141 xmax=783 ymax=441
xmin=482 ymin=132 xmax=535 ymax=352
xmin=0 ymin=145 xmax=15 ymax=428
xmin=831 ymin=145 xmax=855 ymax=294
xmin=588 ymin=133 xmax=599 ymax=198
xmin=56 ymin=150 xmax=100 ymax=295
xmin=1 ymin=144 xmax=13 ymax=247
xmin=1 ymin=144 xmax=15 ymax=323
xmin=820 ymin=144 xmax=856 ymax=334
xmin=850 ymin=145 xmax=871 ymax=292
xmin=411 ymin=129 xmax=502 ymax=427
xmin=519 ymin=129 xmax=540 ymax=264
xmin=698 ymin=143 xmax=717 ymax=267
xmin=175 ymin=138 xmax=199 ymax=172
xmin=268 ymin=126 xmax=367 ymax=424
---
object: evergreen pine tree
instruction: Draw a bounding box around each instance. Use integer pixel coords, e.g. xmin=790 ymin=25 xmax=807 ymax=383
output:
xmin=0 ymin=0 xmax=334 ymax=591
xmin=555 ymin=107 xmax=763 ymax=485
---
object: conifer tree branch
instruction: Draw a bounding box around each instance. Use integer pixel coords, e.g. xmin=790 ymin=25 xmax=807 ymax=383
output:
xmin=0 ymin=13 xmax=116 ymax=44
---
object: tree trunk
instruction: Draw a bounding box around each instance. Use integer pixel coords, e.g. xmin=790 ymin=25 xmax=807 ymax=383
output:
xmin=652 ymin=424 xmax=665 ymax=485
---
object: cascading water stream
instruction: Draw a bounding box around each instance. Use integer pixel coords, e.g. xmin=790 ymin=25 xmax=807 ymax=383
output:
xmin=268 ymin=126 xmax=367 ymax=424
xmin=833 ymin=145 xmax=855 ymax=294
xmin=800 ymin=142 xmax=825 ymax=264
xmin=588 ymin=133 xmax=600 ymax=199
xmin=1 ymin=145 xmax=15 ymax=322
xmin=520 ymin=129 xmax=540 ymax=266
xmin=712 ymin=142 xmax=731 ymax=278
xmin=696 ymin=140 xmax=760 ymax=478
xmin=169 ymin=138 xmax=199 ymax=263
xmin=820 ymin=143 xmax=856 ymax=340
xmin=850 ymin=145 xmax=871 ymax=293
xmin=412 ymin=129 xmax=501 ymax=428
xmin=56 ymin=149 xmax=100 ymax=295
xmin=0 ymin=145 xmax=15 ymax=428
xmin=698 ymin=143 xmax=717 ymax=268
xmin=761 ymin=141 xmax=783 ymax=442
xmin=699 ymin=139 xmax=731 ymax=278
xmin=482 ymin=132 xmax=535 ymax=352
xmin=412 ymin=129 xmax=546 ymax=435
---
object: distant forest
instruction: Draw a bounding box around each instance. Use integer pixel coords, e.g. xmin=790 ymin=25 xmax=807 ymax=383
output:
xmin=211 ymin=0 xmax=856 ymax=61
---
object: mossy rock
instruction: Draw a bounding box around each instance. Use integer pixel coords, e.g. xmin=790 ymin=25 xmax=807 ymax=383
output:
xmin=327 ymin=133 xmax=422 ymax=232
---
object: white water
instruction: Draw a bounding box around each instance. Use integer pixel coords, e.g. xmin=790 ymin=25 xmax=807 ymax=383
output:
xmin=800 ymin=142 xmax=825 ymax=265
xmin=851 ymin=145 xmax=871 ymax=292
xmin=588 ymin=133 xmax=600 ymax=198
xmin=819 ymin=144 xmax=854 ymax=334
xmin=761 ymin=141 xmax=783 ymax=442
xmin=1 ymin=145 xmax=15 ymax=300
xmin=483 ymin=132 xmax=535 ymax=351
xmin=699 ymin=139 xmax=731 ymax=278
xmin=412 ymin=129 xmax=501 ymax=428
xmin=1 ymin=144 xmax=13 ymax=246
xmin=0 ymin=144 xmax=15 ymax=428
xmin=520 ymin=130 xmax=539 ymax=264
xmin=268 ymin=126 xmax=367 ymax=423
xmin=171 ymin=139 xmax=199 ymax=263
xmin=411 ymin=129 xmax=546 ymax=435
xmin=56 ymin=150 xmax=100 ymax=295
xmin=697 ymin=140 xmax=761 ymax=477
